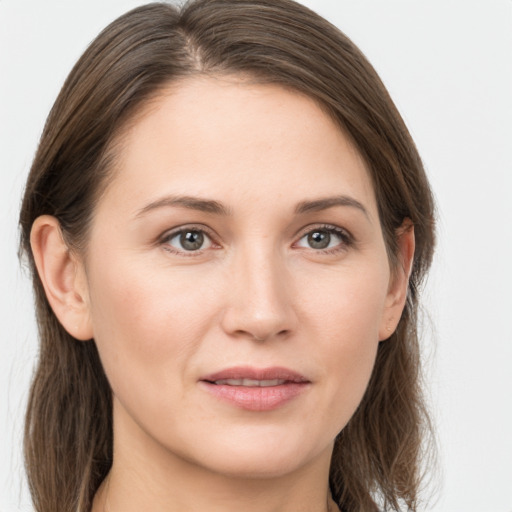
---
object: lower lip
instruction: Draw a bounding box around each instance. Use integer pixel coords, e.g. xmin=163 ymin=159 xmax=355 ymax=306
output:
xmin=200 ymin=381 xmax=310 ymax=411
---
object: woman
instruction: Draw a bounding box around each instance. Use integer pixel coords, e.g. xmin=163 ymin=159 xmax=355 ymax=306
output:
xmin=19 ymin=1 xmax=435 ymax=511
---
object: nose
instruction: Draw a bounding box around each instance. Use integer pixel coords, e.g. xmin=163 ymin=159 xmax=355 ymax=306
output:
xmin=220 ymin=244 xmax=297 ymax=343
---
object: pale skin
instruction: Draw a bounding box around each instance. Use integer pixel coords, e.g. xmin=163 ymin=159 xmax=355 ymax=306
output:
xmin=31 ymin=76 xmax=414 ymax=512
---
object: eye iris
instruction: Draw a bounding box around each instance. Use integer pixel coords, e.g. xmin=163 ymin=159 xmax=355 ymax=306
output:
xmin=180 ymin=231 xmax=204 ymax=251
xmin=308 ymin=230 xmax=330 ymax=249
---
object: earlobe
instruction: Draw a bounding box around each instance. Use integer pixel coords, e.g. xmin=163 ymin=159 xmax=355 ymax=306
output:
xmin=30 ymin=215 xmax=93 ymax=341
xmin=378 ymin=219 xmax=415 ymax=341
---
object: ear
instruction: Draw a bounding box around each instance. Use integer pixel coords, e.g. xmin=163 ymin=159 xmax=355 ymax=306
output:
xmin=378 ymin=219 xmax=415 ymax=341
xmin=30 ymin=215 xmax=93 ymax=341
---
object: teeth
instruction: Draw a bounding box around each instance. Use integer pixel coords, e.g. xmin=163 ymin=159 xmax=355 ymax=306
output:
xmin=214 ymin=378 xmax=286 ymax=387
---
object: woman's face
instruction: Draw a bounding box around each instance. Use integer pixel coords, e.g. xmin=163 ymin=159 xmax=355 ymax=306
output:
xmin=80 ymin=77 xmax=405 ymax=478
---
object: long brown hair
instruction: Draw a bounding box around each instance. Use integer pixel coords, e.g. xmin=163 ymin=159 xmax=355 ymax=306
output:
xmin=19 ymin=1 xmax=436 ymax=511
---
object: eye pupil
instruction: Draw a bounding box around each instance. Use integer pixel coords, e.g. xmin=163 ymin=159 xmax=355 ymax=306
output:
xmin=180 ymin=231 xmax=204 ymax=251
xmin=308 ymin=230 xmax=330 ymax=249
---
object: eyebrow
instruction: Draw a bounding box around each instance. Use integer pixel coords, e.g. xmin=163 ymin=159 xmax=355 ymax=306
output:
xmin=295 ymin=195 xmax=369 ymax=218
xmin=135 ymin=195 xmax=231 ymax=218
xmin=135 ymin=194 xmax=369 ymax=219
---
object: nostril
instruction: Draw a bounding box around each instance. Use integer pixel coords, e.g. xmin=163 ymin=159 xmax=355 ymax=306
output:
xmin=251 ymin=329 xmax=290 ymax=342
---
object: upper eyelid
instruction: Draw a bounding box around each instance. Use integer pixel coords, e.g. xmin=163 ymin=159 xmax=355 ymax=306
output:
xmin=159 ymin=222 xmax=350 ymax=234
xmin=295 ymin=223 xmax=353 ymax=241
xmin=160 ymin=224 xmax=217 ymax=241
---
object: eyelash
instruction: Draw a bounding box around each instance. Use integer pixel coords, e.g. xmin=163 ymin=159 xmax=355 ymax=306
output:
xmin=294 ymin=224 xmax=354 ymax=255
xmin=158 ymin=224 xmax=354 ymax=256
xmin=159 ymin=224 xmax=218 ymax=257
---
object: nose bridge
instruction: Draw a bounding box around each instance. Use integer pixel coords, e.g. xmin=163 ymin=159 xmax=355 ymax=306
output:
xmin=222 ymin=238 xmax=295 ymax=341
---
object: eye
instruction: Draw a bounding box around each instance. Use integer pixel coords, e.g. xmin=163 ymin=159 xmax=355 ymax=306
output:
xmin=163 ymin=228 xmax=213 ymax=253
xmin=295 ymin=226 xmax=352 ymax=252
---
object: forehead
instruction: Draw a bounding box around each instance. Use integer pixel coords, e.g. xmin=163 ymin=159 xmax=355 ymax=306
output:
xmin=101 ymin=76 xmax=377 ymax=218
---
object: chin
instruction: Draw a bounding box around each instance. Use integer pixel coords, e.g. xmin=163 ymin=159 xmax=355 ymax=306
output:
xmin=200 ymin=452 xmax=308 ymax=480
xmin=179 ymin=428 xmax=329 ymax=480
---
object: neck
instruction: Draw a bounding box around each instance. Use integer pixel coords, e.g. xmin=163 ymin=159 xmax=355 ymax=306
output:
xmin=97 ymin=467 xmax=336 ymax=512
xmin=92 ymin=403 xmax=336 ymax=512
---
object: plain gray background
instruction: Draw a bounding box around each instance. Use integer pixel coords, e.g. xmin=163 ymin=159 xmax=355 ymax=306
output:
xmin=1 ymin=1 xmax=511 ymax=510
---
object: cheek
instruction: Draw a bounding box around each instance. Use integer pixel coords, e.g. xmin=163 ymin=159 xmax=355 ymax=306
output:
xmin=85 ymin=254 xmax=220 ymax=399
xmin=298 ymin=264 xmax=388 ymax=426
xmin=300 ymin=260 xmax=389 ymax=341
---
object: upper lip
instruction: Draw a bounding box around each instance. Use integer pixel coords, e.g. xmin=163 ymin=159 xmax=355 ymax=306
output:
xmin=201 ymin=366 xmax=310 ymax=383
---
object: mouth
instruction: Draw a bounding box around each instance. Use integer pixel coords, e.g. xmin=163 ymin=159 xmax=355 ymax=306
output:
xmin=211 ymin=378 xmax=288 ymax=387
xmin=200 ymin=366 xmax=311 ymax=411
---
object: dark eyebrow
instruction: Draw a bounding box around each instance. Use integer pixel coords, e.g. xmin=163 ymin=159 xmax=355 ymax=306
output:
xmin=135 ymin=194 xmax=369 ymax=219
xmin=294 ymin=195 xmax=370 ymax=219
xmin=135 ymin=195 xmax=231 ymax=217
